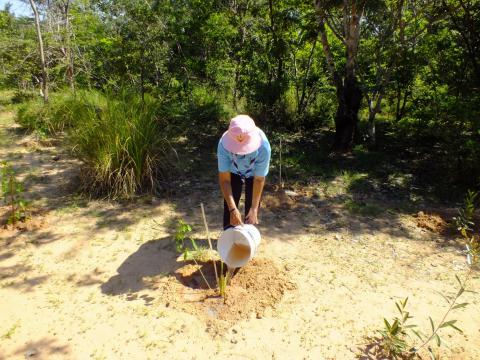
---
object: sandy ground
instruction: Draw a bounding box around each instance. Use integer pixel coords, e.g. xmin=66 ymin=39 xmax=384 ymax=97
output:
xmin=0 ymin=107 xmax=479 ymax=360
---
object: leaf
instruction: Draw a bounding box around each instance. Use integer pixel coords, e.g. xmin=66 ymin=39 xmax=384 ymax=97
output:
xmin=384 ymin=319 xmax=391 ymax=331
xmin=391 ymin=319 xmax=399 ymax=334
xmin=455 ymin=274 xmax=462 ymax=287
xmin=396 ymin=302 xmax=402 ymax=314
xmin=448 ymin=323 xmax=463 ymax=334
xmin=439 ymin=320 xmax=457 ymax=328
xmin=436 ymin=291 xmax=451 ymax=304
xmin=456 ymin=287 xmax=465 ymax=297
xmin=434 ymin=333 xmax=441 ymax=347
xmin=429 ymin=317 xmax=435 ymax=332
xmin=452 ymin=302 xmax=469 ymax=309
xmin=411 ymin=329 xmax=424 ymax=341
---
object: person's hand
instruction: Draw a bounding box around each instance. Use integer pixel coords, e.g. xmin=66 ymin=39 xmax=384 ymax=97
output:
xmin=230 ymin=208 xmax=243 ymax=226
xmin=245 ymin=207 xmax=259 ymax=224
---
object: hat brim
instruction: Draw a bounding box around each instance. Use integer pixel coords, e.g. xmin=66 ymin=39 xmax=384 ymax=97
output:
xmin=222 ymin=128 xmax=262 ymax=155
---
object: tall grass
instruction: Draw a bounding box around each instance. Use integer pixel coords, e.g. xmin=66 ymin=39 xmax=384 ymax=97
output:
xmin=70 ymin=92 xmax=171 ymax=198
xmin=16 ymin=89 xmax=174 ymax=198
xmin=17 ymin=89 xmax=106 ymax=135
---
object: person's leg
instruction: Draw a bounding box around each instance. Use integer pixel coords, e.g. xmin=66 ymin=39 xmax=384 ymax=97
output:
xmin=223 ymin=173 xmax=243 ymax=229
xmin=244 ymin=176 xmax=254 ymax=218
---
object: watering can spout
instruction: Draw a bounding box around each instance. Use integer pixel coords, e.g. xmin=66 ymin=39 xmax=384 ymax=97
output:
xmin=217 ymin=224 xmax=261 ymax=268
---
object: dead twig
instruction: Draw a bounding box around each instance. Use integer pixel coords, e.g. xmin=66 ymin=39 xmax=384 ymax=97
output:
xmin=200 ymin=203 xmax=219 ymax=285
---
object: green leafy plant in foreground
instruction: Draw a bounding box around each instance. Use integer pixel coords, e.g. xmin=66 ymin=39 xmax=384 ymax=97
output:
xmin=1 ymin=161 xmax=28 ymax=226
xmin=453 ymin=190 xmax=479 ymax=265
xmin=378 ymin=190 xmax=479 ymax=359
xmin=378 ymin=298 xmax=415 ymax=359
xmin=174 ymin=219 xmax=196 ymax=255
xmin=175 ymin=206 xmax=230 ymax=300
xmin=173 ymin=219 xmax=211 ymax=262
xmin=174 ymin=219 xmax=212 ymax=290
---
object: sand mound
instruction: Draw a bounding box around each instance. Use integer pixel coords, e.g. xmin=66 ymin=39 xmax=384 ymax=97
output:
xmin=157 ymin=258 xmax=296 ymax=334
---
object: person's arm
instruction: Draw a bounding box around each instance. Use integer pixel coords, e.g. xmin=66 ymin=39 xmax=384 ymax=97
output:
xmin=246 ymin=135 xmax=271 ymax=224
xmin=219 ymin=171 xmax=242 ymax=226
xmin=245 ymin=176 xmax=265 ymax=224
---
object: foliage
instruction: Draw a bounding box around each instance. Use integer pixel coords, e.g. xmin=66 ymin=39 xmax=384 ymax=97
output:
xmin=377 ymin=189 xmax=479 ymax=359
xmin=17 ymin=89 xmax=105 ymax=135
xmin=455 ymin=190 xmax=480 ymax=266
xmin=453 ymin=190 xmax=477 ymax=237
xmin=0 ymin=161 xmax=28 ymax=226
xmin=2 ymin=0 xmax=480 ymax=198
xmin=17 ymin=89 xmax=174 ymax=199
xmin=69 ymin=90 xmax=172 ymax=198
xmin=378 ymin=298 xmax=414 ymax=359
xmin=174 ymin=219 xmax=197 ymax=256
xmin=379 ymin=281 xmax=471 ymax=359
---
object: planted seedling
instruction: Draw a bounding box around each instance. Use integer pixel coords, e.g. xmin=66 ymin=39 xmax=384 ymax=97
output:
xmin=218 ymin=261 xmax=234 ymax=302
xmin=174 ymin=218 xmax=212 ymax=289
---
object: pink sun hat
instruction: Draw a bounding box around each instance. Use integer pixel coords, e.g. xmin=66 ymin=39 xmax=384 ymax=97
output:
xmin=222 ymin=115 xmax=262 ymax=155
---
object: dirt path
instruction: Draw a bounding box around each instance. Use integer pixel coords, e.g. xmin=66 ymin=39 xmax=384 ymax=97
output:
xmin=0 ymin=107 xmax=479 ymax=359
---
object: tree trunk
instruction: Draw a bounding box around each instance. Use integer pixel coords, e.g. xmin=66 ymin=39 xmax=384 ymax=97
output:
xmin=316 ymin=0 xmax=365 ymax=152
xmin=333 ymin=77 xmax=362 ymax=152
xmin=64 ymin=1 xmax=75 ymax=92
xmin=29 ymin=0 xmax=48 ymax=102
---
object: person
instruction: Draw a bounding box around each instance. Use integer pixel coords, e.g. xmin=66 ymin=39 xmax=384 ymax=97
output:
xmin=217 ymin=114 xmax=271 ymax=230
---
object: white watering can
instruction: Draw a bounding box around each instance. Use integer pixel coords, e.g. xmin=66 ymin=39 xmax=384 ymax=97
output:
xmin=217 ymin=224 xmax=261 ymax=268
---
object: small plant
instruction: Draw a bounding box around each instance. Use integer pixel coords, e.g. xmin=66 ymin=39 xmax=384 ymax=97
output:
xmin=453 ymin=190 xmax=477 ymax=236
xmin=174 ymin=219 xmax=197 ymax=256
xmin=453 ymin=189 xmax=479 ymax=266
xmin=1 ymin=161 xmax=28 ymax=226
xmin=218 ymin=262 xmax=233 ymax=301
xmin=377 ymin=190 xmax=479 ymax=359
xmin=379 ymin=281 xmax=471 ymax=359
xmin=378 ymin=298 xmax=415 ymax=358
xmin=174 ymin=218 xmax=212 ymax=289
xmin=173 ymin=206 xmax=232 ymax=300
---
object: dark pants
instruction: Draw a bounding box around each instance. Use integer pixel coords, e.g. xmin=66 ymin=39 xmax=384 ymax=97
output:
xmin=223 ymin=173 xmax=253 ymax=229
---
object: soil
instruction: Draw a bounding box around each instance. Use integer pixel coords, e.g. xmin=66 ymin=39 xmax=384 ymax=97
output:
xmin=1 ymin=106 xmax=479 ymax=359
xmin=415 ymin=211 xmax=452 ymax=235
xmin=160 ymin=258 xmax=296 ymax=335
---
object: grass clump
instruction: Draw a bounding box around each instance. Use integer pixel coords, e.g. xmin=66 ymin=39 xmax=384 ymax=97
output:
xmin=16 ymin=89 xmax=174 ymax=199
xmin=70 ymin=92 xmax=171 ymax=198
xmin=16 ymin=89 xmax=106 ymax=136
